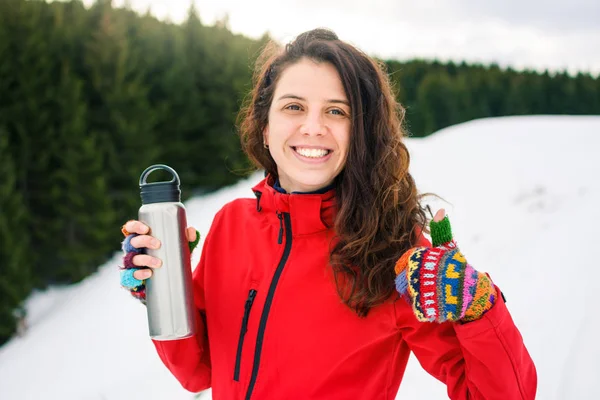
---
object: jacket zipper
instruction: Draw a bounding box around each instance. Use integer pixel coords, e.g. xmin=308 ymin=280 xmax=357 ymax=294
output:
xmin=276 ymin=211 xmax=283 ymax=244
xmin=245 ymin=212 xmax=292 ymax=400
xmin=234 ymin=289 xmax=257 ymax=382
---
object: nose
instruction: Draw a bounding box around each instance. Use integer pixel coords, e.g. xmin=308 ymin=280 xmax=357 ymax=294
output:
xmin=300 ymin=110 xmax=325 ymax=136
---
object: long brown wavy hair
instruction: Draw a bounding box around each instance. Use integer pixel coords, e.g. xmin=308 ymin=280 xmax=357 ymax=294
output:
xmin=238 ymin=28 xmax=428 ymax=317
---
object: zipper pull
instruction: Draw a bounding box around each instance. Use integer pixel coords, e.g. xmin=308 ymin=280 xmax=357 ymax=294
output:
xmin=245 ymin=289 xmax=257 ymax=311
xmin=276 ymin=211 xmax=283 ymax=244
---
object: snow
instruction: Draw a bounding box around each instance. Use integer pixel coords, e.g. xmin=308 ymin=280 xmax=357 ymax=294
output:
xmin=1 ymin=115 xmax=599 ymax=399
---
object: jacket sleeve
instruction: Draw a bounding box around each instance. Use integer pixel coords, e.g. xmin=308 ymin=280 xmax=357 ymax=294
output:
xmin=398 ymin=232 xmax=537 ymax=399
xmin=151 ymin=230 xmax=213 ymax=393
xmin=396 ymin=283 xmax=537 ymax=399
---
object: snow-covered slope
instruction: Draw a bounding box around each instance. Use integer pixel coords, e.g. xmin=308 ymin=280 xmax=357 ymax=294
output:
xmin=1 ymin=115 xmax=599 ymax=399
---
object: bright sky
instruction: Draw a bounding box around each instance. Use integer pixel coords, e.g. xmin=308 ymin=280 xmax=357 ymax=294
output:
xmin=84 ymin=0 xmax=600 ymax=75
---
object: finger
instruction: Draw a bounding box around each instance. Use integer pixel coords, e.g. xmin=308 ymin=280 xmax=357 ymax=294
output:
xmin=123 ymin=220 xmax=150 ymax=235
xmin=120 ymin=269 xmax=146 ymax=289
xmin=430 ymin=210 xmax=453 ymax=247
xmin=123 ymin=252 xmax=137 ymax=269
xmin=433 ymin=208 xmax=446 ymax=222
xmin=122 ymin=234 xmax=139 ymax=254
xmin=133 ymin=269 xmax=152 ymax=280
xmin=132 ymin=254 xmax=162 ymax=268
xmin=130 ymin=234 xmax=161 ymax=250
xmin=186 ymin=227 xmax=197 ymax=243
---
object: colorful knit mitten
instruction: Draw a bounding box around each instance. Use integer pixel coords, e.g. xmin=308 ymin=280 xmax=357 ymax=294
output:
xmin=119 ymin=223 xmax=200 ymax=302
xmin=394 ymin=215 xmax=495 ymax=323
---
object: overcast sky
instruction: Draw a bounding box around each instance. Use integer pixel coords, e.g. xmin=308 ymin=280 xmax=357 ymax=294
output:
xmin=90 ymin=0 xmax=600 ymax=75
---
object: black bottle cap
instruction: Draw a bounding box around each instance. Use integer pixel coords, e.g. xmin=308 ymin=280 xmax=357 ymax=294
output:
xmin=139 ymin=164 xmax=181 ymax=205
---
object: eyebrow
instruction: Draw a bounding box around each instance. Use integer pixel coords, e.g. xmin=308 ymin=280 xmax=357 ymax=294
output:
xmin=277 ymin=94 xmax=350 ymax=107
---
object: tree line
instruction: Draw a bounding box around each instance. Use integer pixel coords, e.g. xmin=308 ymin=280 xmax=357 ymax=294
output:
xmin=0 ymin=0 xmax=598 ymax=345
xmin=386 ymin=59 xmax=600 ymax=136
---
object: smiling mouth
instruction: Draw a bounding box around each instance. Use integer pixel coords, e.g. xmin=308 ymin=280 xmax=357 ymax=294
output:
xmin=291 ymin=146 xmax=332 ymax=158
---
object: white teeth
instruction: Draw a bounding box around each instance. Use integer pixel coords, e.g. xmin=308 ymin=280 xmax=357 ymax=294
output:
xmin=295 ymin=147 xmax=329 ymax=158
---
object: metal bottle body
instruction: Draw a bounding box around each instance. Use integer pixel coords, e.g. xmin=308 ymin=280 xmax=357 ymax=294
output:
xmin=138 ymin=201 xmax=197 ymax=340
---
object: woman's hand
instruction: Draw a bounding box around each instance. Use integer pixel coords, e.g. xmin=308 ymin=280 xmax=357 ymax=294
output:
xmin=394 ymin=209 xmax=496 ymax=323
xmin=119 ymin=220 xmax=199 ymax=300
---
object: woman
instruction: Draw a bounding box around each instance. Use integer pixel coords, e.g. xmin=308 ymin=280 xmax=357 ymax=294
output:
xmin=119 ymin=29 xmax=537 ymax=399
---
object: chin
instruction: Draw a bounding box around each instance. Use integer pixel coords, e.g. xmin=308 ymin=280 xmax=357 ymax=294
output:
xmin=294 ymin=176 xmax=335 ymax=191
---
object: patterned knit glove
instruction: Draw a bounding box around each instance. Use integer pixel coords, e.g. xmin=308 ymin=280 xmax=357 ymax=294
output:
xmin=119 ymin=222 xmax=200 ymax=302
xmin=394 ymin=214 xmax=495 ymax=323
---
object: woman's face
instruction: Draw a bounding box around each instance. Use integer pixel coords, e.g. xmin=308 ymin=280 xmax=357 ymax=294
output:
xmin=264 ymin=58 xmax=351 ymax=193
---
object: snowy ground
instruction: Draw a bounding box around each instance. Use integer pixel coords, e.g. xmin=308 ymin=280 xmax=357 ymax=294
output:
xmin=1 ymin=115 xmax=599 ymax=399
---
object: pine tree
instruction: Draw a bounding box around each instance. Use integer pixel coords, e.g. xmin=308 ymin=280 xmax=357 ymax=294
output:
xmin=44 ymin=59 xmax=117 ymax=282
xmin=0 ymin=128 xmax=33 ymax=345
xmin=0 ymin=0 xmax=63 ymax=287
xmin=83 ymin=0 xmax=160 ymax=220
xmin=416 ymin=72 xmax=461 ymax=135
xmin=573 ymin=72 xmax=600 ymax=114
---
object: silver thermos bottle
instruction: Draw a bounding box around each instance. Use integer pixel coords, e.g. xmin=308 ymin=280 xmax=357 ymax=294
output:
xmin=138 ymin=164 xmax=197 ymax=340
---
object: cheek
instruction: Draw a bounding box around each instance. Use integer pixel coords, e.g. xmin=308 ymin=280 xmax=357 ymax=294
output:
xmin=337 ymin=126 xmax=351 ymax=156
xmin=267 ymin=114 xmax=296 ymax=143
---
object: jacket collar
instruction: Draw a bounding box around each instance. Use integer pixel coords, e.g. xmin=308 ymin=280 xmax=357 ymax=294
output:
xmin=252 ymin=175 xmax=337 ymax=235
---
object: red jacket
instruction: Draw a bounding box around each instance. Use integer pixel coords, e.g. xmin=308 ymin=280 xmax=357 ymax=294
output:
xmin=152 ymin=177 xmax=537 ymax=399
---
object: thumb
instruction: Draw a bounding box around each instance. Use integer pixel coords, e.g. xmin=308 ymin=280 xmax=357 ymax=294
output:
xmin=186 ymin=226 xmax=197 ymax=243
xmin=187 ymin=227 xmax=201 ymax=253
xmin=430 ymin=210 xmax=453 ymax=247
xmin=433 ymin=208 xmax=446 ymax=222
